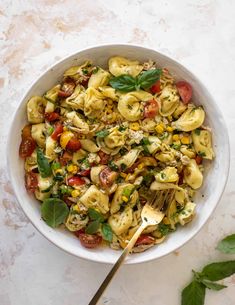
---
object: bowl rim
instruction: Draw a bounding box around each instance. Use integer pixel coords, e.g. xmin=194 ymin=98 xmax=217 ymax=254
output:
xmin=7 ymin=43 xmax=230 ymax=264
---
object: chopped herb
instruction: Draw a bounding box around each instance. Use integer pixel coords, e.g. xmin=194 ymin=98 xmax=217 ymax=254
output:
xmin=81 ymin=158 xmax=90 ymax=169
xmin=54 ymin=174 xmax=64 ymax=181
xmin=95 ymin=129 xmax=109 ymax=138
xmin=119 ymin=147 xmax=128 ymax=156
xmin=108 ymin=160 xmax=119 ymax=172
xmin=194 ymin=129 xmax=201 ymax=135
xmin=160 ymin=172 xmax=166 ymax=179
xmin=60 ymin=185 xmax=71 ymax=195
xmin=82 ymin=69 xmax=88 ymax=75
xmin=120 ymin=163 xmax=127 ymax=171
xmin=47 ymin=126 xmax=54 ymax=135
xmin=51 ymin=162 xmax=61 ymax=170
xmin=92 ymin=67 xmax=99 ymax=74
xmin=171 ymin=143 xmax=181 ymax=150
xmin=144 ymin=217 xmax=148 ymax=222
xmin=158 ymin=223 xmax=172 ymax=236
xmin=142 ymin=174 xmax=154 ymax=187
xmin=122 ymin=187 xmax=133 ymax=197
xmin=118 ymin=125 xmax=127 ymax=132
xmin=159 ymin=131 xmax=169 ymax=140
xmin=141 ymin=137 xmax=151 ymax=146
xmin=198 ymin=151 xmax=206 ymax=157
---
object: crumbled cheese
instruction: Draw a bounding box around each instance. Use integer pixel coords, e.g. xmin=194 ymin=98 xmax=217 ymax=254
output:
xmin=128 ymin=129 xmax=144 ymax=144
xmin=180 ymin=155 xmax=190 ymax=166
xmin=87 ymin=152 xmax=98 ymax=164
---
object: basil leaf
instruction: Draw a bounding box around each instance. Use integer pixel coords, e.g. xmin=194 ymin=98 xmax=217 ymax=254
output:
xmin=37 ymin=148 xmax=52 ymax=178
xmin=102 ymin=223 xmax=113 ymax=242
xmin=41 ymin=198 xmax=69 ymax=228
xmin=200 ymin=261 xmax=235 ymax=281
xmin=109 ymin=75 xmax=136 ymax=92
xmin=88 ymin=208 xmax=104 ymax=222
xmin=181 ymin=280 xmax=206 ymax=305
xmin=95 ymin=129 xmax=109 ymax=138
xmin=201 ymin=280 xmax=227 ymax=291
xmin=137 ymin=69 xmax=162 ymax=90
xmin=216 ymin=234 xmax=235 ymax=254
xmin=85 ymin=220 xmax=100 ymax=234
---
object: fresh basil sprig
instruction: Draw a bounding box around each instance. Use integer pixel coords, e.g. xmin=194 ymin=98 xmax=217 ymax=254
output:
xmin=85 ymin=208 xmax=113 ymax=241
xmin=181 ymin=234 xmax=235 ymax=305
xmin=41 ymin=198 xmax=69 ymax=228
xmin=216 ymin=234 xmax=235 ymax=254
xmin=95 ymin=129 xmax=109 ymax=138
xmin=36 ymin=148 xmax=52 ymax=178
xmin=109 ymin=68 xmax=162 ymax=92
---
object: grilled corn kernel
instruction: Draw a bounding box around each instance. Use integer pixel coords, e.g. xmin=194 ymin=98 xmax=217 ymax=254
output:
xmin=137 ymin=163 xmax=144 ymax=170
xmin=63 ymin=126 xmax=68 ymax=131
xmin=166 ymin=126 xmax=173 ymax=132
xmin=172 ymin=134 xmax=180 ymax=141
xmin=163 ymin=217 xmax=170 ymax=225
xmin=120 ymin=172 xmax=127 ymax=178
xmin=155 ymin=124 xmax=165 ymax=134
xmin=73 ymin=204 xmax=80 ymax=212
xmin=71 ymin=190 xmax=80 ymax=198
xmin=181 ymin=136 xmax=190 ymax=145
xmin=67 ymin=164 xmax=78 ymax=174
xmin=122 ymin=196 xmax=129 ymax=203
xmin=129 ymin=122 xmax=140 ymax=131
xmin=55 ymin=168 xmax=63 ymax=174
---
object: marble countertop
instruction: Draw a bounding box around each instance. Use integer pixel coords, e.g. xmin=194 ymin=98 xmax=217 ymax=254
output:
xmin=1 ymin=1 xmax=235 ymax=304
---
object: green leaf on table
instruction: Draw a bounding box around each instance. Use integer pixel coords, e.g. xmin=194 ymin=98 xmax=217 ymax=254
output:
xmin=181 ymin=280 xmax=206 ymax=305
xmin=109 ymin=75 xmax=136 ymax=92
xmin=200 ymin=261 xmax=235 ymax=281
xmin=37 ymin=148 xmax=52 ymax=178
xmin=88 ymin=208 xmax=104 ymax=222
xmin=216 ymin=234 xmax=235 ymax=254
xmin=102 ymin=223 xmax=113 ymax=242
xmin=137 ymin=68 xmax=162 ymax=90
xmin=41 ymin=198 xmax=69 ymax=228
xmin=200 ymin=280 xmax=227 ymax=291
xmin=85 ymin=220 xmax=100 ymax=234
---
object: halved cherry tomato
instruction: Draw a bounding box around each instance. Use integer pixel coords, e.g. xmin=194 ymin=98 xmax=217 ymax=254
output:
xmin=144 ymin=99 xmax=158 ymax=118
xmin=44 ymin=112 xmax=60 ymax=122
xmin=79 ymin=169 xmax=91 ymax=177
xmin=195 ymin=155 xmax=203 ymax=165
xmin=19 ymin=138 xmax=36 ymax=158
xmin=59 ymin=151 xmax=72 ymax=166
xmin=21 ymin=125 xmax=32 ymax=139
xmin=58 ymin=79 xmax=75 ymax=98
xmin=67 ymin=176 xmax=85 ymax=186
xmin=99 ymin=167 xmax=118 ymax=188
xmin=150 ymin=80 xmax=161 ymax=94
xmin=25 ymin=172 xmax=38 ymax=193
xmin=51 ymin=122 xmax=63 ymax=140
xmin=98 ymin=151 xmax=110 ymax=165
xmin=74 ymin=228 xmax=85 ymax=238
xmin=79 ymin=233 xmax=102 ymax=249
xmin=135 ymin=235 xmax=155 ymax=246
xmin=66 ymin=138 xmax=81 ymax=152
xmin=176 ymin=81 xmax=192 ymax=105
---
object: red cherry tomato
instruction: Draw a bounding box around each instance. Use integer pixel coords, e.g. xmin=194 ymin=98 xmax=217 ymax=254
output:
xmin=98 ymin=151 xmax=110 ymax=165
xmin=44 ymin=112 xmax=60 ymax=122
xmin=58 ymin=80 xmax=75 ymax=97
xmin=79 ymin=169 xmax=91 ymax=177
xmin=51 ymin=122 xmax=63 ymax=140
xmin=74 ymin=228 xmax=85 ymax=238
xmin=67 ymin=176 xmax=85 ymax=186
xmin=195 ymin=155 xmax=203 ymax=165
xmin=59 ymin=151 xmax=73 ymax=166
xmin=19 ymin=137 xmax=36 ymax=158
xmin=150 ymin=80 xmax=161 ymax=94
xmin=99 ymin=167 xmax=118 ymax=188
xmin=144 ymin=99 xmax=158 ymax=118
xmin=66 ymin=138 xmax=81 ymax=152
xmin=79 ymin=233 xmax=102 ymax=249
xmin=25 ymin=172 xmax=38 ymax=192
xmin=176 ymin=81 xmax=192 ymax=105
xmin=135 ymin=235 xmax=155 ymax=246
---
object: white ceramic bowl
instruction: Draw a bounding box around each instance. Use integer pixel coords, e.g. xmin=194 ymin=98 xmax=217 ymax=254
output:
xmin=7 ymin=44 xmax=230 ymax=264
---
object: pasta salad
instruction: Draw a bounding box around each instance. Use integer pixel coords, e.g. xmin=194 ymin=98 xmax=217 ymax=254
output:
xmin=19 ymin=56 xmax=214 ymax=252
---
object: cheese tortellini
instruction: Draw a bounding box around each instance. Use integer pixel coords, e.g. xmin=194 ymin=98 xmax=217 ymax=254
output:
xmin=21 ymin=56 xmax=214 ymax=253
xmin=109 ymin=56 xmax=143 ymax=77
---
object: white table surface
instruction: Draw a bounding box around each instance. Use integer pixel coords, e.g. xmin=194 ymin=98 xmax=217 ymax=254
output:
xmin=1 ymin=1 xmax=235 ymax=304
